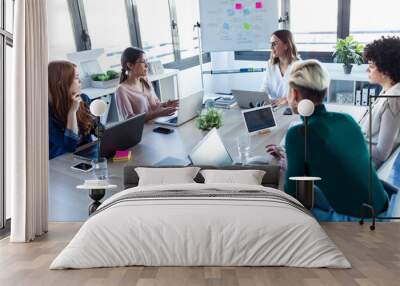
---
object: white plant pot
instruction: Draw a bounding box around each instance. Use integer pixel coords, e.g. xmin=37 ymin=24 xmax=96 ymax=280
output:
xmin=90 ymin=78 xmax=119 ymax=89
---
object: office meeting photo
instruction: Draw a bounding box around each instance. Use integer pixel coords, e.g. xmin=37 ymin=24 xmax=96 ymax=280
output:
xmin=1 ymin=0 xmax=400 ymax=285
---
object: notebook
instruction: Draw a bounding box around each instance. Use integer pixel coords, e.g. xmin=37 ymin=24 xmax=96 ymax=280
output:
xmin=112 ymin=150 xmax=131 ymax=162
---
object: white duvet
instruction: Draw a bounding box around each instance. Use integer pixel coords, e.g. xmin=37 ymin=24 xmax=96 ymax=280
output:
xmin=50 ymin=183 xmax=351 ymax=269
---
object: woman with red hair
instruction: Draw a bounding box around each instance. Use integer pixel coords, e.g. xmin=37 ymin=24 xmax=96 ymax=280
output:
xmin=48 ymin=61 xmax=97 ymax=159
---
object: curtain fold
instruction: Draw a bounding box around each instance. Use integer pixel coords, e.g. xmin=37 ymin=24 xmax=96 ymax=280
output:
xmin=8 ymin=0 xmax=48 ymax=242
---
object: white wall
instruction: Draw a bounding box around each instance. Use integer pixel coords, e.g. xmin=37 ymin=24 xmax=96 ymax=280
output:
xmin=204 ymin=52 xmax=266 ymax=93
xmin=205 ymin=55 xmax=370 ymax=94
xmin=178 ymin=62 xmax=212 ymax=97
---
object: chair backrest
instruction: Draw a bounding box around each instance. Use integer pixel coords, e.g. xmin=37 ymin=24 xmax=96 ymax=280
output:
xmin=123 ymin=164 xmax=281 ymax=190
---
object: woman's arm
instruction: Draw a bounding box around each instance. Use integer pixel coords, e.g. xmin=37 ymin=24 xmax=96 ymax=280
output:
xmin=284 ymin=127 xmax=305 ymax=197
xmin=49 ymin=116 xmax=79 ymax=159
xmin=372 ymin=101 xmax=400 ymax=164
xmin=143 ymin=106 xmax=176 ymax=122
xmin=144 ymin=80 xmax=177 ymax=121
xmin=65 ymin=93 xmax=81 ymax=134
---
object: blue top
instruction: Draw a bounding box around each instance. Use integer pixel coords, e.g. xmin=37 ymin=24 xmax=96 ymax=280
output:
xmin=49 ymin=94 xmax=96 ymax=160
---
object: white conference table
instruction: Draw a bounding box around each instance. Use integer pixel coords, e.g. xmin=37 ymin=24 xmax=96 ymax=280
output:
xmin=49 ymin=105 xmax=297 ymax=221
xmin=48 ymin=103 xmax=370 ymax=221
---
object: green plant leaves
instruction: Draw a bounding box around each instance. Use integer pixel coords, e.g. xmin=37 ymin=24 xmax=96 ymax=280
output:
xmin=91 ymin=70 xmax=120 ymax=81
xmin=196 ymin=108 xmax=223 ymax=131
xmin=333 ymin=36 xmax=364 ymax=65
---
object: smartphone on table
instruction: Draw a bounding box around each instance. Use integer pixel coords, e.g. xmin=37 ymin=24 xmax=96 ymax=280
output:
xmin=71 ymin=162 xmax=93 ymax=172
xmin=153 ymin=127 xmax=174 ymax=134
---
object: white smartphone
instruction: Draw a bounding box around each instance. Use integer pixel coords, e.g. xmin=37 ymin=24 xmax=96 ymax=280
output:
xmin=71 ymin=162 xmax=93 ymax=172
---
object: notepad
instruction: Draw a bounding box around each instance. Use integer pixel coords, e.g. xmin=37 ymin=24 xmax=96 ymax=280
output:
xmin=113 ymin=150 xmax=131 ymax=162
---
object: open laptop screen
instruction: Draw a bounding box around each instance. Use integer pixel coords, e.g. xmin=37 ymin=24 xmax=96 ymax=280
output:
xmin=188 ymin=128 xmax=233 ymax=166
xmin=242 ymin=105 xmax=276 ymax=134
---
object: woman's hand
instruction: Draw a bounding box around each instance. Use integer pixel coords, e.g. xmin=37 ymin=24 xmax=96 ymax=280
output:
xmin=266 ymin=144 xmax=287 ymax=169
xmin=162 ymin=99 xmax=179 ymax=109
xmin=271 ymin=97 xmax=288 ymax=108
xmin=69 ymin=93 xmax=82 ymax=114
xmin=157 ymin=106 xmax=177 ymax=117
xmin=66 ymin=93 xmax=81 ymax=135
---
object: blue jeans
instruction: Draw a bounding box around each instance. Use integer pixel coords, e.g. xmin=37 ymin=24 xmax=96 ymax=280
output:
xmin=311 ymin=186 xmax=396 ymax=222
xmin=311 ymin=187 xmax=359 ymax=221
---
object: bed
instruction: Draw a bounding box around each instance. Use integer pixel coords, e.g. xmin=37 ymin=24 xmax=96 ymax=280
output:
xmin=50 ymin=165 xmax=350 ymax=269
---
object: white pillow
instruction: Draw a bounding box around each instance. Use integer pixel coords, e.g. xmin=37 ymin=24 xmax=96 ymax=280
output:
xmin=135 ymin=167 xmax=201 ymax=186
xmin=200 ymin=169 xmax=266 ymax=185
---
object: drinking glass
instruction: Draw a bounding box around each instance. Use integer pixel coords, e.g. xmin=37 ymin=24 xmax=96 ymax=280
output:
xmin=236 ymin=135 xmax=250 ymax=165
xmin=92 ymin=157 xmax=108 ymax=180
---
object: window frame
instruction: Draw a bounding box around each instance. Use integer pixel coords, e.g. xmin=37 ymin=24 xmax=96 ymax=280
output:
xmin=235 ymin=0 xmax=352 ymax=62
xmin=66 ymin=0 xmax=209 ymax=70
xmin=0 ymin=0 xmax=13 ymax=232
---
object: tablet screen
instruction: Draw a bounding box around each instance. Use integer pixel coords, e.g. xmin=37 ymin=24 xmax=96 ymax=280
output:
xmin=243 ymin=106 xmax=276 ymax=133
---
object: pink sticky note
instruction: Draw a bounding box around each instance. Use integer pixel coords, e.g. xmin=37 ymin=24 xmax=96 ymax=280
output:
xmin=235 ymin=3 xmax=242 ymax=10
xmin=255 ymin=2 xmax=262 ymax=9
xmin=114 ymin=150 xmax=129 ymax=158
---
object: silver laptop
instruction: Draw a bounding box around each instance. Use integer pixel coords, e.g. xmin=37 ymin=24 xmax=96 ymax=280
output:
xmin=188 ymin=128 xmax=233 ymax=166
xmin=154 ymin=91 xmax=204 ymax=126
xmin=232 ymin=89 xmax=271 ymax=109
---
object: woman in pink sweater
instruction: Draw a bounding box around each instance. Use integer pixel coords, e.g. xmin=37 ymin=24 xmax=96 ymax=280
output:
xmin=115 ymin=47 xmax=178 ymax=122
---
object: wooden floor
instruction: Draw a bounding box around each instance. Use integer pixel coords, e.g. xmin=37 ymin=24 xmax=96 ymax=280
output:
xmin=1 ymin=222 xmax=399 ymax=286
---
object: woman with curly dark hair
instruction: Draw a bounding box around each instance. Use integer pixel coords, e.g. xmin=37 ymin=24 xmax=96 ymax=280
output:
xmin=360 ymin=36 xmax=400 ymax=167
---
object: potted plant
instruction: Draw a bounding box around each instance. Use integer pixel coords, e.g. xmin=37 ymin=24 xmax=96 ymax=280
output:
xmin=333 ymin=36 xmax=364 ymax=74
xmin=196 ymin=108 xmax=223 ymax=131
xmin=90 ymin=70 xmax=120 ymax=88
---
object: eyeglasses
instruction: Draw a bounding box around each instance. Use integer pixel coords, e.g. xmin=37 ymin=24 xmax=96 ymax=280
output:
xmin=136 ymin=60 xmax=148 ymax=65
xmin=270 ymin=41 xmax=280 ymax=48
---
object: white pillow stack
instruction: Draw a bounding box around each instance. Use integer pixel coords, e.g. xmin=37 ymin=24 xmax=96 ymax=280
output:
xmin=135 ymin=167 xmax=201 ymax=186
xmin=200 ymin=169 xmax=266 ymax=185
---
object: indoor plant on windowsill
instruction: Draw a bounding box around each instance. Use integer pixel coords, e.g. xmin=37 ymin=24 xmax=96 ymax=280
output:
xmin=333 ymin=36 xmax=364 ymax=74
xmin=196 ymin=108 xmax=223 ymax=132
xmin=90 ymin=70 xmax=120 ymax=88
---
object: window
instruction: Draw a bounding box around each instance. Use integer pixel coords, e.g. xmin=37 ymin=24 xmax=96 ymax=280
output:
xmin=289 ymin=0 xmax=338 ymax=51
xmin=350 ymin=0 xmax=400 ymax=44
xmin=47 ymin=0 xmax=76 ymax=60
xmin=1 ymin=0 xmax=14 ymax=230
xmin=5 ymin=0 xmax=14 ymax=33
xmin=5 ymin=44 xmax=11 ymax=220
xmin=0 ymin=38 xmax=3 ymax=229
xmin=175 ymin=0 xmax=200 ymax=59
xmin=136 ymin=0 xmax=175 ymax=64
xmin=83 ymin=0 xmax=131 ymax=70
xmin=84 ymin=0 xmax=131 ymax=51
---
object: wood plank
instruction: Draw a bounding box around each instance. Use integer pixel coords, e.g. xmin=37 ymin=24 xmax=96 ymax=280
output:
xmin=2 ymin=214 xmax=400 ymax=285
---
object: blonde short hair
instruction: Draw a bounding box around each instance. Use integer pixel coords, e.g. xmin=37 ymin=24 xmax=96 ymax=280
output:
xmin=288 ymin=59 xmax=330 ymax=92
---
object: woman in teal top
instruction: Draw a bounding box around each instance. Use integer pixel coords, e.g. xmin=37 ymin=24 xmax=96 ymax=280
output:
xmin=267 ymin=60 xmax=388 ymax=220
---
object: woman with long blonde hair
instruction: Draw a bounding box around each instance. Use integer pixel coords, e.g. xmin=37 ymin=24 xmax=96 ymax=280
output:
xmin=260 ymin=29 xmax=299 ymax=107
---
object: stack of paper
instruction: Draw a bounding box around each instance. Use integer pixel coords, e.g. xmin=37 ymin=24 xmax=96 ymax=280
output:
xmin=112 ymin=150 xmax=131 ymax=162
xmin=214 ymin=96 xmax=237 ymax=109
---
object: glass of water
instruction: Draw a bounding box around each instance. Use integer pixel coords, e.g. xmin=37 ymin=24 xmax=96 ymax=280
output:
xmin=237 ymin=134 xmax=250 ymax=165
xmin=92 ymin=157 xmax=108 ymax=180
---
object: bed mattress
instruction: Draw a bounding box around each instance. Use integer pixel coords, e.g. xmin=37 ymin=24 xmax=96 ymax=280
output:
xmin=50 ymin=183 xmax=350 ymax=269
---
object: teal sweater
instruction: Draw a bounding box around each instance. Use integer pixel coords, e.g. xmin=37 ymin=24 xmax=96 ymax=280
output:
xmin=284 ymin=105 xmax=388 ymax=217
